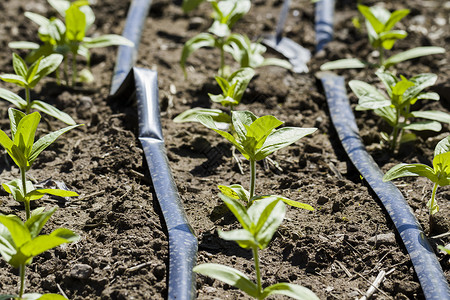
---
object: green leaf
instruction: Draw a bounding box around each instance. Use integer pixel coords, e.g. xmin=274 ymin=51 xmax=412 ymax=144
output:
xmin=9 ymin=108 xmax=26 ymax=138
xmin=384 ymin=9 xmax=409 ymax=31
xmin=262 ymin=282 xmax=319 ymax=300
xmin=417 ymin=92 xmax=439 ymax=101
xmin=21 ymin=228 xmax=78 ymax=257
xmin=29 ymin=54 xmax=64 ymax=88
xmin=65 ymin=4 xmax=86 ymax=42
xmin=259 ymin=57 xmax=292 ymax=70
xmin=404 ymin=73 xmax=437 ymax=101
xmin=218 ymin=229 xmax=257 ymax=249
xmin=438 ymin=245 xmax=450 ymax=255
xmin=349 ymin=80 xmax=389 ymax=109
xmin=30 ymin=100 xmax=76 ymax=125
xmin=180 ymin=33 xmax=216 ymax=74
xmin=8 ymin=41 xmax=41 ymax=50
xmin=249 ymin=197 xmax=285 ymax=249
xmin=218 ymin=193 xmax=251 ymax=230
xmin=0 ymin=223 xmax=16 ymax=264
xmin=173 ymin=108 xmax=231 ymax=124
xmin=256 ymin=127 xmax=316 ymax=161
xmin=197 ymin=114 xmax=246 ymax=156
xmin=374 ymin=106 xmax=396 ymax=126
xmin=434 ymin=136 xmax=450 ymax=156
xmin=27 ymin=188 xmax=78 ymax=201
xmin=0 ymin=295 xmax=16 ymax=300
xmin=409 ymin=111 xmax=450 ymax=124
xmin=276 ymin=196 xmax=314 ymax=211
xmin=14 ymin=112 xmax=40 ymax=160
xmin=320 ymin=58 xmax=367 ymax=71
xmin=379 ymin=30 xmax=407 ymax=50
xmin=48 ymin=0 xmax=71 ymax=17
xmin=225 ymin=67 xmax=254 ymax=104
xmin=433 ymin=152 xmax=450 ymax=186
xmin=0 ymin=74 xmax=28 ymax=87
xmin=12 ymin=53 xmax=28 ymax=78
xmin=82 ymin=34 xmax=134 ymax=48
xmin=247 ymin=115 xmax=284 ymax=147
xmin=25 ymin=207 xmax=57 ymax=239
xmin=24 ymin=12 xmax=50 ymax=27
xmin=232 ymin=110 xmax=258 ymax=142
xmin=37 ymin=294 xmax=68 ymax=300
xmin=29 ymin=124 xmax=81 ymax=164
xmin=402 ymin=121 xmax=441 ymax=132
xmin=0 ymin=215 xmax=31 ymax=248
xmin=384 ymin=47 xmax=445 ymax=69
xmin=358 ymin=5 xmax=384 ymax=34
xmin=383 ymin=163 xmax=437 ymax=182
xmin=193 ymin=263 xmax=259 ymax=298
xmin=218 ymin=184 xmax=250 ymax=203
xmin=0 ymin=90 xmax=27 ymax=110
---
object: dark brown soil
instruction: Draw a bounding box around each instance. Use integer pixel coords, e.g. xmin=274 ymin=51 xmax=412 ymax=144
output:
xmin=0 ymin=0 xmax=449 ymax=299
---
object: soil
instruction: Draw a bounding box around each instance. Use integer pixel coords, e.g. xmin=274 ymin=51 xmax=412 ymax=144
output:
xmin=0 ymin=0 xmax=449 ymax=299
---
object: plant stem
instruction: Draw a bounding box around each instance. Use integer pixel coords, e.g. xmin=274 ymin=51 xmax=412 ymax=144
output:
xmin=429 ymin=182 xmax=438 ymax=233
xmin=390 ymin=109 xmax=401 ymax=152
xmin=249 ymin=159 xmax=256 ymax=201
xmin=19 ymin=263 xmax=26 ymax=298
xmin=219 ymin=39 xmax=225 ymax=77
xmin=20 ymin=167 xmax=30 ymax=220
xmin=252 ymin=247 xmax=262 ymax=298
xmin=25 ymin=87 xmax=31 ymax=114
xmin=72 ymin=52 xmax=77 ymax=87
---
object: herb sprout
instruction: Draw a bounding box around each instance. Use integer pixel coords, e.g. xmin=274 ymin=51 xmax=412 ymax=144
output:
xmin=0 ymin=109 xmax=80 ymax=219
xmin=349 ymin=71 xmax=450 ymax=151
xmin=383 ymin=135 xmax=450 ymax=232
xmin=320 ymin=4 xmax=445 ymax=71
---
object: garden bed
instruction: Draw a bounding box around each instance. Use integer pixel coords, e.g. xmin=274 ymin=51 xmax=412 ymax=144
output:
xmin=0 ymin=0 xmax=449 ymax=299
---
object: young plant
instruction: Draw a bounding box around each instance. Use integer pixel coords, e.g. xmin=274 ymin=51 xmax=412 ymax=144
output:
xmin=180 ymin=0 xmax=290 ymax=77
xmin=0 ymin=207 xmax=78 ymax=299
xmin=0 ymin=53 xmax=75 ymax=125
xmin=9 ymin=0 xmax=133 ymax=86
xmin=197 ymin=110 xmax=317 ymax=201
xmin=194 ymin=195 xmax=319 ymax=299
xmin=349 ymin=71 xmax=450 ymax=151
xmin=0 ymin=109 xmax=80 ymax=219
xmin=173 ymin=67 xmax=254 ymax=124
xmin=383 ymin=135 xmax=450 ymax=232
xmin=320 ymin=4 xmax=445 ymax=71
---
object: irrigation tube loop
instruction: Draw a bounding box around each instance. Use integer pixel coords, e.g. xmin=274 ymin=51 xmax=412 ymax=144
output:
xmin=110 ymin=0 xmax=197 ymax=299
xmin=319 ymin=72 xmax=450 ymax=300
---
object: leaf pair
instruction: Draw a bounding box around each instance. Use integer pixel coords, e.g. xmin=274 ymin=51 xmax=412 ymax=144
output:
xmin=3 ymin=178 xmax=78 ymax=205
xmin=197 ymin=110 xmax=316 ymax=161
xmin=219 ymin=183 xmax=314 ymax=210
xmin=319 ymin=4 xmax=445 ymax=71
xmin=224 ymin=34 xmax=292 ymax=70
xmin=208 ymin=0 xmax=251 ymax=37
xmin=358 ymin=4 xmax=409 ymax=51
xmin=0 ymin=207 xmax=79 ymax=269
xmin=383 ymin=135 xmax=450 ymax=214
xmin=194 ymin=195 xmax=319 ymax=300
xmin=349 ymin=71 xmax=449 ymax=146
xmin=0 ymin=109 xmax=80 ymax=171
xmin=0 ymin=53 xmax=62 ymax=90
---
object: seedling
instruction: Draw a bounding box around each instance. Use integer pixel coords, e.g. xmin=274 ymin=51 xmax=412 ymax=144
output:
xmin=383 ymin=135 xmax=450 ymax=232
xmin=9 ymin=0 xmax=133 ymax=86
xmin=349 ymin=71 xmax=450 ymax=151
xmin=180 ymin=0 xmax=290 ymax=77
xmin=0 ymin=109 xmax=80 ymax=219
xmin=174 ymin=67 xmax=254 ymax=124
xmin=0 ymin=207 xmax=78 ymax=299
xmin=194 ymin=195 xmax=319 ymax=299
xmin=320 ymin=4 xmax=445 ymax=71
xmin=197 ymin=110 xmax=316 ymax=201
xmin=0 ymin=53 xmax=75 ymax=125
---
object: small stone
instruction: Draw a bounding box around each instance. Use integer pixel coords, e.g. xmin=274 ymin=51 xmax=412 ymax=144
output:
xmin=70 ymin=263 xmax=93 ymax=280
xmin=368 ymin=233 xmax=395 ymax=245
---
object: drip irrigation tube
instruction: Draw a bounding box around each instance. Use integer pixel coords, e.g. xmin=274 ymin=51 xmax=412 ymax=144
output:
xmin=318 ymin=72 xmax=450 ymax=300
xmin=315 ymin=0 xmax=334 ymax=53
xmin=109 ymin=1 xmax=197 ymax=299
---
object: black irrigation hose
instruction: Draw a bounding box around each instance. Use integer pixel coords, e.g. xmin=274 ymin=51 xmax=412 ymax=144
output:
xmin=315 ymin=0 xmax=334 ymax=53
xmin=318 ymin=72 xmax=450 ymax=300
xmin=109 ymin=1 xmax=197 ymax=300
